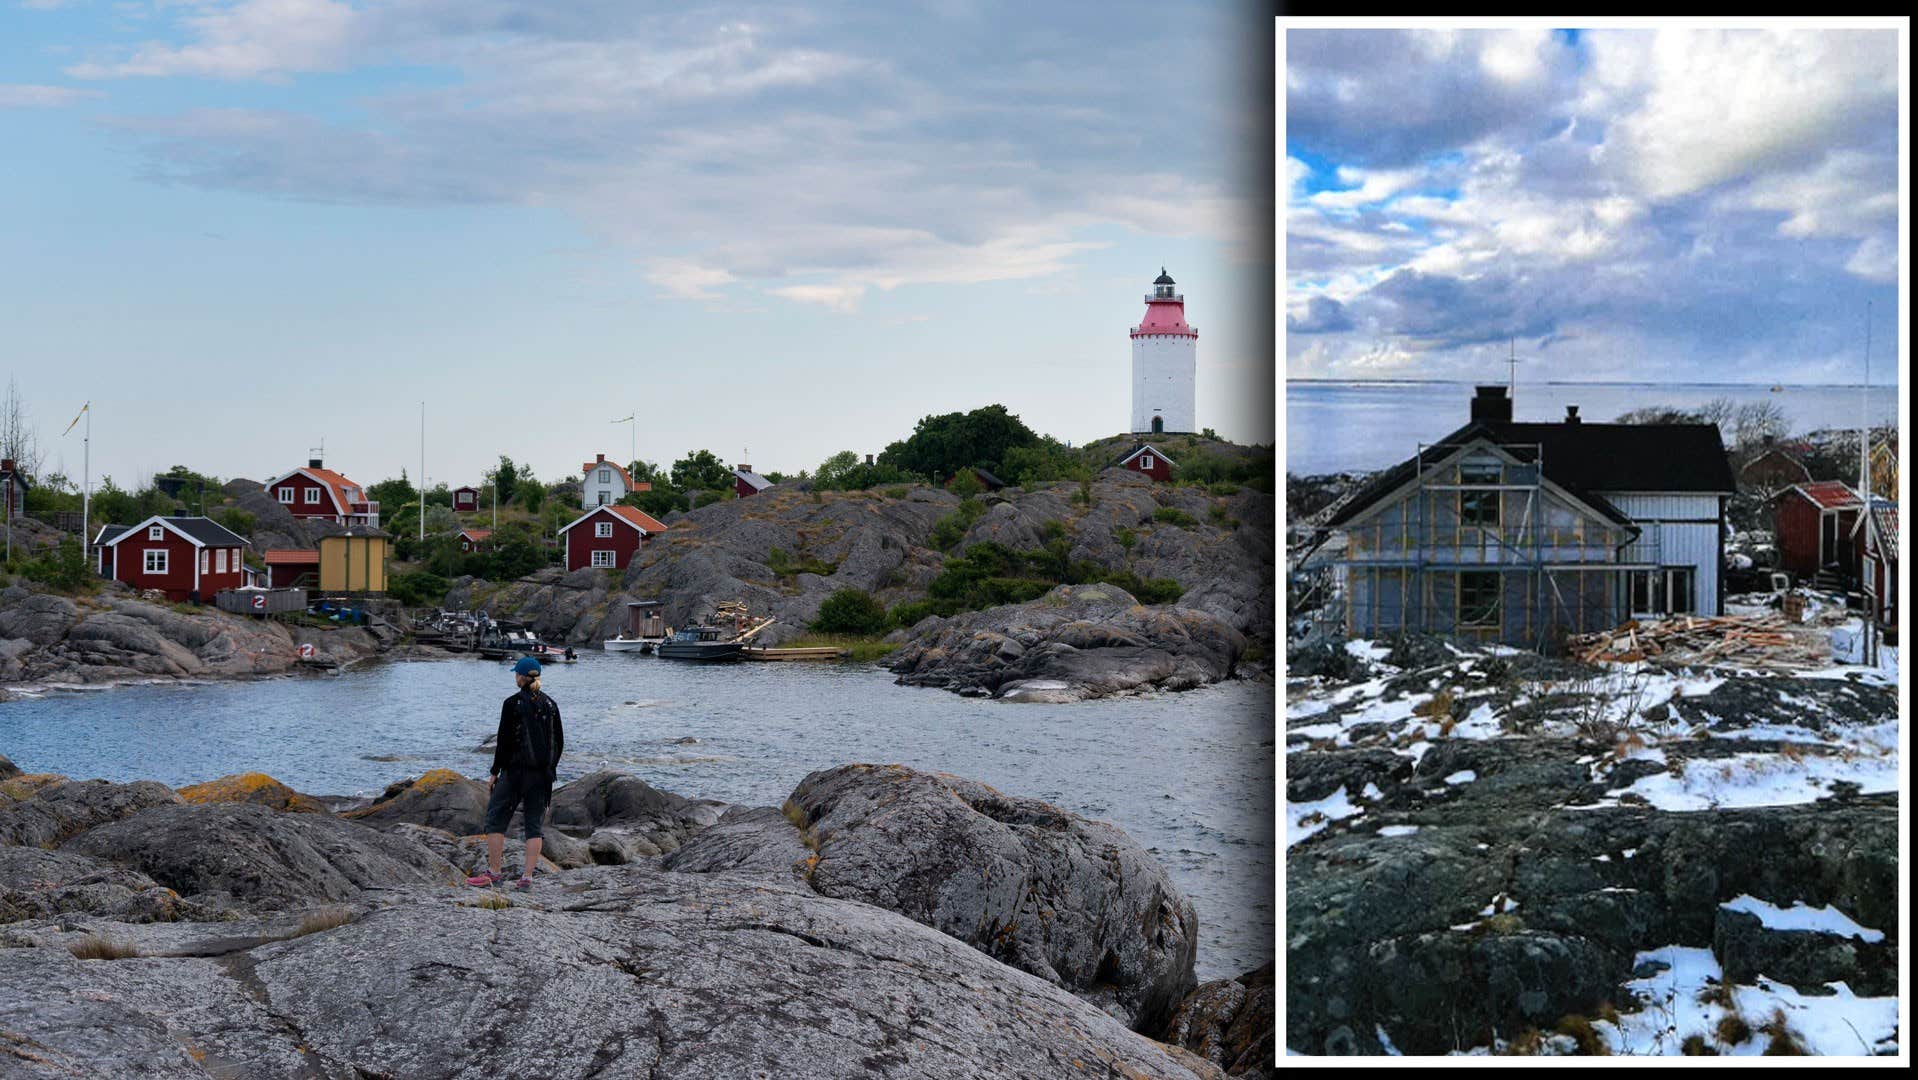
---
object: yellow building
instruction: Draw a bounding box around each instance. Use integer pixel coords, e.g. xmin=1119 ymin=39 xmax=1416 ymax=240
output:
xmin=317 ymin=529 xmax=390 ymax=593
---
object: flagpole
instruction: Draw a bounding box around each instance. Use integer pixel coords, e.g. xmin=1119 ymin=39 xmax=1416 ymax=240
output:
xmin=83 ymin=405 xmax=90 ymax=550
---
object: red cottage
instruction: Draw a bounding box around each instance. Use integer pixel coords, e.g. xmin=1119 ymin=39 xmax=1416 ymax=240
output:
xmin=1774 ymin=480 xmax=1862 ymax=585
xmin=453 ymin=486 xmax=480 ymax=513
xmin=732 ymin=464 xmax=773 ymax=499
xmin=264 ymin=549 xmax=320 ymax=589
xmin=459 ymin=528 xmax=492 ymax=553
xmin=1115 ymin=443 xmax=1175 ymax=483
xmin=0 ymin=458 xmax=29 ymax=517
xmin=263 ymin=459 xmax=380 ymax=527
xmin=96 ymin=516 xmax=249 ymax=602
xmin=557 ymin=505 xmax=668 ymax=572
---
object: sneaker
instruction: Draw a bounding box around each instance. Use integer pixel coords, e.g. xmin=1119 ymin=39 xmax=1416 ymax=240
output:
xmin=466 ymin=870 xmax=503 ymax=887
xmin=514 ymin=875 xmax=534 ymax=890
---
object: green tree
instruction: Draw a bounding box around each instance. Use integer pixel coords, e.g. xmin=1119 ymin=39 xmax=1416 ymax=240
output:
xmin=812 ymin=588 xmax=888 ymax=635
xmin=670 ymin=450 xmax=732 ymax=493
xmin=1001 ymin=436 xmax=1091 ymax=486
xmin=493 ymin=456 xmax=520 ymax=501
xmin=627 ymin=460 xmax=666 ymax=487
xmin=365 ymin=471 xmax=418 ymax=514
xmin=877 ymin=404 xmax=1038 ymax=481
xmin=514 ymin=475 xmax=545 ymax=512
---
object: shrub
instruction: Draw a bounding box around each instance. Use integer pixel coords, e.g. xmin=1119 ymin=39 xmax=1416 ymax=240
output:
xmin=766 ymin=548 xmax=837 ymax=579
xmin=812 ymin=588 xmax=887 ymax=635
xmin=69 ymin=935 xmax=139 ymax=960
xmin=388 ymin=571 xmax=450 ymax=608
xmin=217 ymin=506 xmax=257 ymax=537
xmin=886 ymin=599 xmax=940 ymax=629
xmin=1208 ymin=504 xmax=1239 ymax=528
xmin=290 ymin=907 xmax=356 ymax=938
xmin=882 ymin=486 xmax=909 ymax=500
xmin=13 ymin=537 xmax=95 ymax=594
xmin=928 ymin=498 xmax=987 ymax=552
xmin=1115 ymin=527 xmax=1137 ymax=550
xmin=1152 ymin=507 xmax=1198 ymax=528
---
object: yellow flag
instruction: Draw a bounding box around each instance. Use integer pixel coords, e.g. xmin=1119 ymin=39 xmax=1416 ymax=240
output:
xmin=62 ymin=402 xmax=88 ymax=436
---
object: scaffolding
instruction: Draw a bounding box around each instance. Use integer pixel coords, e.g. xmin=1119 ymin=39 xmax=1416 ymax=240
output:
xmin=1326 ymin=441 xmax=1658 ymax=652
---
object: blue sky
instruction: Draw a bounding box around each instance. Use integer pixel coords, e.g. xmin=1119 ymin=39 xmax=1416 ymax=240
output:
xmin=1 ymin=1 xmax=1270 ymax=492
xmin=1285 ymin=28 xmax=1900 ymax=387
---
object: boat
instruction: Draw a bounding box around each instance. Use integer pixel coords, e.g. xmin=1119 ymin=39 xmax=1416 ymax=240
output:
xmin=603 ymin=600 xmax=668 ymax=654
xmin=654 ymin=625 xmax=745 ymax=662
xmin=602 ymin=636 xmax=654 ymax=653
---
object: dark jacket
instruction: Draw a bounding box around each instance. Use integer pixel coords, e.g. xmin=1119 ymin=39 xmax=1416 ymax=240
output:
xmin=490 ymin=688 xmax=564 ymax=779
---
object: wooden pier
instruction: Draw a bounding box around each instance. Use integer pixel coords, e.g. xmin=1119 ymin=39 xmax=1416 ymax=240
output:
xmin=740 ymin=646 xmax=850 ymax=662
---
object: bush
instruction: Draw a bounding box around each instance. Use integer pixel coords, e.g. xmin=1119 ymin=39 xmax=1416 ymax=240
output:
xmin=12 ymin=537 xmax=94 ymax=594
xmin=766 ymin=548 xmax=837 ymax=579
xmin=1152 ymin=507 xmax=1198 ymax=528
xmin=928 ymin=498 xmax=988 ymax=552
xmin=217 ymin=506 xmax=257 ymax=537
xmin=388 ymin=571 xmax=450 ymax=608
xmin=886 ymin=599 xmax=940 ymax=629
xmin=812 ymin=588 xmax=887 ymax=635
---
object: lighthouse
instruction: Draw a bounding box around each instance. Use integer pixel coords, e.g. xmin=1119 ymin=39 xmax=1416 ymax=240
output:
xmin=1130 ymin=268 xmax=1197 ymax=434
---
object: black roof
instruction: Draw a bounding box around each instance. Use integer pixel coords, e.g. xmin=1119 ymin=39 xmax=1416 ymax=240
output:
xmin=1324 ymin=420 xmax=1732 ymax=528
xmin=100 ymin=516 xmax=250 ymax=548
xmin=1153 ymin=267 xmax=1175 ymax=285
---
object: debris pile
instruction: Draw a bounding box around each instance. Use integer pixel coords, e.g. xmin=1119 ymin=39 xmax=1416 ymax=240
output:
xmin=1567 ymin=614 xmax=1826 ymax=669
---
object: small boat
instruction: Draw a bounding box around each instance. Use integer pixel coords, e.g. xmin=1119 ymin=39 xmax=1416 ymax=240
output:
xmin=603 ymin=635 xmax=658 ymax=654
xmin=655 ymin=625 xmax=745 ymax=662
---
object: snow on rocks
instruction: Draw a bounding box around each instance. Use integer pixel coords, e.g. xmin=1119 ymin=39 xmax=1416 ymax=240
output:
xmin=1286 ymin=787 xmax=1362 ymax=849
xmin=1598 ymin=946 xmax=1898 ymax=1056
xmin=1719 ymin=895 xmax=1886 ymax=943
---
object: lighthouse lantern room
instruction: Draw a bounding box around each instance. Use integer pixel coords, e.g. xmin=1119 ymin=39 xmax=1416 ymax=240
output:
xmin=1130 ymin=268 xmax=1197 ymax=434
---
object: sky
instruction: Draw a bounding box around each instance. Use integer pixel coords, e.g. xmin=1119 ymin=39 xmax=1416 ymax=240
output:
xmin=0 ymin=0 xmax=1272 ymax=492
xmin=1285 ymin=28 xmax=1901 ymax=387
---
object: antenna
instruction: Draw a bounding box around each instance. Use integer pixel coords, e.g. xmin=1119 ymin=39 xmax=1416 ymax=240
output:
xmin=1507 ymin=338 xmax=1519 ymax=397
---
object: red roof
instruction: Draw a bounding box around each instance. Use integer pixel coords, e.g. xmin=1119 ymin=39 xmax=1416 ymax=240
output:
xmin=460 ymin=528 xmax=493 ymax=542
xmin=1869 ymin=500 xmax=1898 ymax=553
xmin=582 ymin=457 xmax=635 ymax=492
xmin=1130 ymin=298 xmax=1196 ymax=338
xmin=263 ymin=549 xmax=320 ymax=565
xmin=1793 ymin=480 xmax=1862 ymax=510
xmin=558 ymin=504 xmax=670 ymax=537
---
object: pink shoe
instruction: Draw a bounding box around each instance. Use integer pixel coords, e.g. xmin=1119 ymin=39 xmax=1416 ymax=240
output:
xmin=466 ymin=870 xmax=503 ymax=887
xmin=514 ymin=875 xmax=534 ymax=890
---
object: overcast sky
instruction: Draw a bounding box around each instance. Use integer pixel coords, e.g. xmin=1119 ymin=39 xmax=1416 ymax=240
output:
xmin=1 ymin=1 xmax=1270 ymax=491
xmin=1285 ymin=28 xmax=1900 ymax=387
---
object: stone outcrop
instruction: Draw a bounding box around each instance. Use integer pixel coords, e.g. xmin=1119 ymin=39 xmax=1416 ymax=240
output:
xmin=176 ymin=773 xmax=329 ymax=814
xmin=1161 ymin=962 xmax=1277 ymax=1078
xmin=0 ymin=760 xmax=1245 ymax=1078
xmin=339 ymin=768 xmax=492 ymax=835
xmin=889 ymin=583 xmax=1246 ymax=701
xmin=0 ymin=777 xmax=182 ymax=848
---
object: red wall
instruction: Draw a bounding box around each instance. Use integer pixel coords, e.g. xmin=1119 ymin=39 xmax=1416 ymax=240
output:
xmin=1776 ymin=494 xmax=1859 ymax=579
xmin=735 ymin=477 xmax=760 ymax=498
xmin=272 ymin=474 xmax=340 ymax=521
xmin=107 ymin=532 xmax=245 ymax=601
xmin=1126 ymin=453 xmax=1173 ymax=483
xmin=454 ymin=489 xmax=478 ymax=511
xmin=565 ymin=515 xmax=642 ymax=571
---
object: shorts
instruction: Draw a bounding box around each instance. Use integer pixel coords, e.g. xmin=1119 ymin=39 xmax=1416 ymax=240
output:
xmin=483 ymin=767 xmax=553 ymax=840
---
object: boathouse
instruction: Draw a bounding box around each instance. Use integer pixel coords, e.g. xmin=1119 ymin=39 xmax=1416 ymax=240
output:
xmin=1310 ymin=386 xmax=1735 ymax=650
xmin=1774 ymin=480 xmax=1862 ymax=587
xmin=557 ymin=504 xmax=668 ymax=572
xmin=264 ymin=549 xmax=319 ymax=589
xmin=95 ymin=516 xmax=249 ymax=602
xmin=264 ymin=459 xmax=380 ymax=527
xmin=1114 ymin=443 xmax=1175 ymax=483
xmin=732 ymin=465 xmax=773 ymax=499
xmin=453 ymin=485 xmax=480 ymax=512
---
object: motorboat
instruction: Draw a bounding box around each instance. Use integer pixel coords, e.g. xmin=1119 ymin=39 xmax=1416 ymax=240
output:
xmin=654 ymin=625 xmax=744 ymax=662
xmin=603 ymin=635 xmax=654 ymax=653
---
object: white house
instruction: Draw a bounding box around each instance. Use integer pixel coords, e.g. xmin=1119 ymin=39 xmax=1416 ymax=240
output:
xmin=580 ymin=453 xmax=646 ymax=509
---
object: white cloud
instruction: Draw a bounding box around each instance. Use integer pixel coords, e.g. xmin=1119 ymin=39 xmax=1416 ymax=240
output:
xmin=644 ymin=260 xmax=736 ymax=302
xmin=69 ymin=0 xmax=362 ymax=81
xmin=0 ymin=83 xmax=102 ymax=106
xmin=768 ymin=282 xmax=865 ymax=313
xmin=1308 ymin=166 xmax=1420 ymax=211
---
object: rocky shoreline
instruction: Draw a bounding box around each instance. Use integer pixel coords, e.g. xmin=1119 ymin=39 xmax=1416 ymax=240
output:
xmin=1285 ymin=636 xmax=1900 ymax=1056
xmin=0 ymin=754 xmax=1274 ymax=1077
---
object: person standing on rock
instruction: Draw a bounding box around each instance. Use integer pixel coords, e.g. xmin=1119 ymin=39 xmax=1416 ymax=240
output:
xmin=468 ymin=656 xmax=564 ymax=890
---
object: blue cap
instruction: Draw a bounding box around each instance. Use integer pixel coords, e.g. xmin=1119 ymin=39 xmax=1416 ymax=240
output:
xmin=512 ymin=656 xmax=542 ymax=676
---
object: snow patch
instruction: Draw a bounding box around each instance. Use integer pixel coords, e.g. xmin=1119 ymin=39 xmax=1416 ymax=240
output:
xmin=1287 ymin=787 xmax=1363 ymax=849
xmin=1719 ymin=895 xmax=1886 ymax=943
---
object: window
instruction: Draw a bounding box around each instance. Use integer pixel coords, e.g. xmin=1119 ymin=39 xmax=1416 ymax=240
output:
xmin=1458 ymin=571 xmax=1500 ymax=628
xmin=1634 ymin=568 xmax=1693 ymax=616
xmin=304 ymin=487 xmax=321 ymax=505
xmin=144 ymin=550 xmax=167 ymax=575
xmin=148 ymin=525 xmax=164 ymax=541
xmin=597 ymin=492 xmax=609 ymax=505
xmin=200 ymin=550 xmax=210 ymax=574
xmin=591 ymin=550 xmax=615 ymax=568
xmin=278 ymin=487 xmax=294 ymax=503
xmin=1141 ymin=454 xmax=1154 ymax=469
xmin=1459 ymin=462 xmax=1501 ymax=527
xmin=596 ymin=521 xmax=613 ymax=538
xmin=216 ymin=549 xmax=227 ymax=573
xmin=598 ymin=468 xmax=611 ymax=484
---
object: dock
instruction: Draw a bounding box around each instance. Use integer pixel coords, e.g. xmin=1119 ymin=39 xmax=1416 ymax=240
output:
xmin=740 ymin=646 xmax=850 ymax=662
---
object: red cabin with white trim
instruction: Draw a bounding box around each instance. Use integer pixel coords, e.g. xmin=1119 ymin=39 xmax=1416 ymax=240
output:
xmin=264 ymin=459 xmax=380 ymax=527
xmin=453 ymin=486 xmax=480 ymax=513
xmin=557 ymin=505 xmax=668 ymax=572
xmin=96 ymin=516 xmax=249 ymax=602
xmin=1774 ymin=481 xmax=1861 ymax=582
xmin=459 ymin=528 xmax=492 ymax=553
xmin=1115 ymin=443 xmax=1175 ymax=483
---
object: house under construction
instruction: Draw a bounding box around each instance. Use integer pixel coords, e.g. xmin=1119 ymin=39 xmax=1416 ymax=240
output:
xmin=1301 ymin=386 xmax=1735 ymax=651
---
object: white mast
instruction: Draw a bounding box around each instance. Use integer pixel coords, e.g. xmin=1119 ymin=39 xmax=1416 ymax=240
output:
xmin=419 ymin=402 xmax=425 ymax=544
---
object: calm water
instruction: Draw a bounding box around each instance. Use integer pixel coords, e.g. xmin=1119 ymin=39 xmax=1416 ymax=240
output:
xmin=0 ymin=655 xmax=1274 ymax=980
xmin=1286 ymin=381 xmax=1901 ymax=475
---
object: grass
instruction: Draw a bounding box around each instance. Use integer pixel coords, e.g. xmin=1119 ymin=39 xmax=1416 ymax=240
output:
xmin=1759 ymin=1010 xmax=1805 ymax=1055
xmin=777 ymin=633 xmax=898 ymax=663
xmin=462 ymin=892 xmax=512 ymax=911
xmin=288 ymin=907 xmax=357 ymax=938
xmin=1553 ymin=1014 xmax=1609 ymax=1055
xmin=68 ymin=935 xmax=140 ymax=960
xmin=1715 ymin=1012 xmax=1752 ymax=1046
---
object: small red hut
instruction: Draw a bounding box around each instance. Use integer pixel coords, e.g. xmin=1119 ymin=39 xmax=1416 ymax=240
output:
xmin=453 ymin=486 xmax=480 ymax=512
xmin=1774 ymin=480 xmax=1862 ymax=585
xmin=96 ymin=516 xmax=249 ymax=602
xmin=1114 ymin=443 xmax=1175 ymax=483
xmin=557 ymin=504 xmax=668 ymax=572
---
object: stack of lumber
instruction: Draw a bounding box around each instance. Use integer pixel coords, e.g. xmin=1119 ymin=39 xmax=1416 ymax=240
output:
xmin=1568 ymin=614 xmax=1813 ymax=667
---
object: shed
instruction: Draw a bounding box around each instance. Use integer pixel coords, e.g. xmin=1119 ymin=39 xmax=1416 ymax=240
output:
xmin=1114 ymin=443 xmax=1175 ymax=483
xmin=264 ymin=549 xmax=320 ymax=589
xmin=732 ymin=465 xmax=774 ymax=499
xmin=453 ymin=486 xmax=481 ymax=512
xmin=626 ymin=600 xmax=666 ymax=638
xmin=1854 ymin=498 xmax=1897 ymax=639
xmin=317 ymin=529 xmax=390 ymax=593
xmin=458 ymin=528 xmax=492 ymax=553
xmin=1773 ymin=481 xmax=1862 ymax=585
xmin=0 ymin=458 xmax=29 ymax=517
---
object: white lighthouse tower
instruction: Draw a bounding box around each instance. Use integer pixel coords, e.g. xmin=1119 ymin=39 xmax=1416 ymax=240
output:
xmin=1130 ymin=268 xmax=1197 ymax=434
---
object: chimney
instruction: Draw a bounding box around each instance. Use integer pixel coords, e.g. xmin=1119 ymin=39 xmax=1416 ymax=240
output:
xmin=1565 ymin=405 xmax=1581 ymax=424
xmin=308 ymin=457 xmax=323 ymax=468
xmin=865 ymin=454 xmax=875 ymax=466
xmin=736 ymin=464 xmax=751 ymax=473
xmin=596 ymin=453 xmax=606 ymax=464
xmin=1470 ymin=385 xmax=1512 ymax=423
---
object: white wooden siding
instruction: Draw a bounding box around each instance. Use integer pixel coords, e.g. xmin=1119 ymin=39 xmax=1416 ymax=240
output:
xmin=1604 ymin=493 xmax=1722 ymax=612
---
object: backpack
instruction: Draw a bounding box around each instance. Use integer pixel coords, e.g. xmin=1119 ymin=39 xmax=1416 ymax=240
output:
xmin=515 ymin=690 xmax=560 ymax=776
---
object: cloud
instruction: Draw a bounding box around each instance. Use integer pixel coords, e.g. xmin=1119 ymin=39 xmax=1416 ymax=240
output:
xmin=768 ymin=282 xmax=865 ymax=313
xmin=645 ymin=260 xmax=736 ymax=302
xmin=71 ymin=2 xmax=1261 ymax=303
xmin=1286 ymin=295 xmax=1352 ymax=334
xmin=0 ymin=83 xmax=103 ymax=107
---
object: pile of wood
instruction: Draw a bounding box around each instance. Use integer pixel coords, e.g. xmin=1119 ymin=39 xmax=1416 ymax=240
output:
xmin=1568 ymin=613 xmax=1816 ymax=668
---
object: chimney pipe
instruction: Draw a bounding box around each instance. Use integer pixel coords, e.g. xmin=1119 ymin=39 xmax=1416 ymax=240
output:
xmin=596 ymin=453 xmax=606 ymax=463
xmin=1470 ymin=385 xmax=1512 ymax=424
xmin=866 ymin=454 xmax=874 ymax=466
xmin=1565 ymin=405 xmax=1580 ymax=424
xmin=308 ymin=458 xmax=323 ymax=469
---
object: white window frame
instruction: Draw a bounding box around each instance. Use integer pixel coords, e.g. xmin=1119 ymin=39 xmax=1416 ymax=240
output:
xmin=216 ymin=549 xmax=228 ymax=573
xmin=591 ymin=550 xmax=616 ymax=568
xmin=144 ymin=549 xmax=168 ymax=575
xmin=304 ymin=487 xmax=322 ymax=505
xmin=200 ymin=549 xmax=210 ymax=574
xmin=1141 ymin=454 xmax=1153 ymax=470
xmin=596 ymin=521 xmax=614 ymax=537
xmin=148 ymin=525 xmax=164 ymax=541
xmin=598 ymin=468 xmax=612 ymax=484
xmin=278 ymin=487 xmax=295 ymax=503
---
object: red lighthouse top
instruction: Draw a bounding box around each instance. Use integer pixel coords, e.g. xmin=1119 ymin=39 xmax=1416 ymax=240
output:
xmin=1130 ymin=267 xmax=1197 ymax=339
